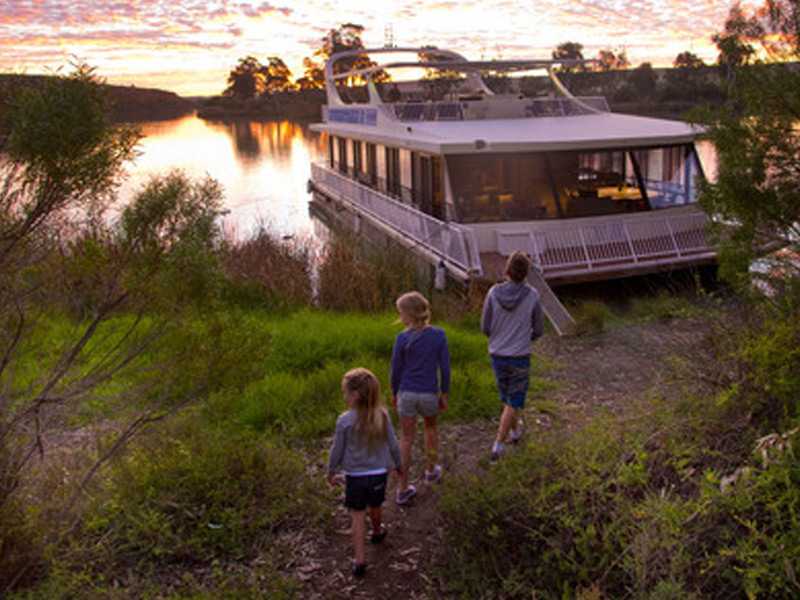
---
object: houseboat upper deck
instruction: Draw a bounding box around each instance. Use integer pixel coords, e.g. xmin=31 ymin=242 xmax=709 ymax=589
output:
xmin=308 ymin=47 xmax=715 ymax=286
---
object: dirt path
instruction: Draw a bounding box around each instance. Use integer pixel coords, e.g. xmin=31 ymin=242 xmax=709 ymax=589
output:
xmin=295 ymin=318 xmax=705 ymax=599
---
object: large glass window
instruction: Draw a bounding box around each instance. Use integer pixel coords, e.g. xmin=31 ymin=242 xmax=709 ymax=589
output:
xmin=447 ymin=144 xmax=701 ymax=223
xmin=633 ymin=145 xmax=701 ymax=208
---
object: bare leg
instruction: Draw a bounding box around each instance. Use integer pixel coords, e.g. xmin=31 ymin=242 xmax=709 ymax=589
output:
xmin=423 ymin=415 xmax=438 ymax=472
xmin=350 ymin=509 xmax=366 ymax=564
xmin=368 ymin=505 xmax=382 ymax=535
xmin=399 ymin=416 xmax=416 ymax=490
xmin=496 ymin=404 xmax=518 ymax=443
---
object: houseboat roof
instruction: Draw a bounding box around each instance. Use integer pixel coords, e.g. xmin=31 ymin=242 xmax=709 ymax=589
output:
xmin=312 ymin=111 xmax=700 ymax=155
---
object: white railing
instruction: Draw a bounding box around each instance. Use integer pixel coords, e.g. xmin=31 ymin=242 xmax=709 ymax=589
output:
xmin=310 ymin=163 xmax=483 ymax=277
xmin=495 ymin=209 xmax=714 ymax=277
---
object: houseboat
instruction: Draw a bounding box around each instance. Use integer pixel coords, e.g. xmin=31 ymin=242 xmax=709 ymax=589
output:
xmin=307 ymin=47 xmax=715 ymax=289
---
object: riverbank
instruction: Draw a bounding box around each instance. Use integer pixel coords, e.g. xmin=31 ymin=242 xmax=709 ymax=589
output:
xmin=196 ymin=89 xmax=326 ymax=121
xmin=0 ymin=74 xmax=194 ymax=122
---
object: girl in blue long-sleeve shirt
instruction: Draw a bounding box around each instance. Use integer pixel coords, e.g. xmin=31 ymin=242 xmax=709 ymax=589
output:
xmin=390 ymin=292 xmax=450 ymax=505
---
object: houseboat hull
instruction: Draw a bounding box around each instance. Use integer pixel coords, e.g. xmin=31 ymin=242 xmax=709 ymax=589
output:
xmin=309 ymin=162 xmax=715 ymax=288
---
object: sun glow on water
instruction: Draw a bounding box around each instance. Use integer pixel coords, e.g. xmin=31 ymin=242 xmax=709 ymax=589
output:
xmin=121 ymin=114 xmax=326 ymax=240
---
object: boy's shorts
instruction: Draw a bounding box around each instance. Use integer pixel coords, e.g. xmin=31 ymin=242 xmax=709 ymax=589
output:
xmin=397 ymin=391 xmax=439 ymax=419
xmin=490 ymin=355 xmax=531 ymax=409
xmin=345 ymin=473 xmax=388 ymax=511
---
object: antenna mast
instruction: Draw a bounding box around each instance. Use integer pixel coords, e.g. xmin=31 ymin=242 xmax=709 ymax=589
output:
xmin=384 ymin=23 xmax=395 ymax=48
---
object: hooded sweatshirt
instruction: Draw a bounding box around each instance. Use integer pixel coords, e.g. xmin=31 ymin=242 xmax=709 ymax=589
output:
xmin=480 ymin=281 xmax=544 ymax=357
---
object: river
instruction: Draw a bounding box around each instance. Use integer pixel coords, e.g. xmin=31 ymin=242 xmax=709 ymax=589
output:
xmin=122 ymin=113 xmax=327 ymax=240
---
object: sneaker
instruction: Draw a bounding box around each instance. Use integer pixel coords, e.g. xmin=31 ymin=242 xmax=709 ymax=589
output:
xmin=508 ymin=428 xmax=522 ymax=444
xmin=350 ymin=561 xmax=366 ymax=577
xmin=425 ymin=465 xmax=443 ymax=485
xmin=490 ymin=441 xmax=505 ymax=464
xmin=395 ymin=485 xmax=417 ymax=506
xmin=370 ymin=525 xmax=387 ymax=544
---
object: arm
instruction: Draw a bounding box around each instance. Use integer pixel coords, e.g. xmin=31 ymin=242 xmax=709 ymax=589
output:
xmin=390 ymin=333 xmax=405 ymax=396
xmin=327 ymin=417 xmax=346 ymax=484
xmin=439 ymin=330 xmax=451 ymax=395
xmin=480 ymin=288 xmax=494 ymax=337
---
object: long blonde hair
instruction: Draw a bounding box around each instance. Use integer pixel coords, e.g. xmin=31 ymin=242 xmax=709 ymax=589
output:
xmin=342 ymin=368 xmax=387 ymax=450
xmin=396 ymin=291 xmax=430 ymax=329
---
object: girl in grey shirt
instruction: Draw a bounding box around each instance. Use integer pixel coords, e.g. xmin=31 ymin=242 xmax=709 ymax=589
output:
xmin=327 ymin=368 xmax=402 ymax=576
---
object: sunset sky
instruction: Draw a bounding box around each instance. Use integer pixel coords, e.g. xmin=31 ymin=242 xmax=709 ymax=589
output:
xmin=2 ymin=0 xmax=740 ymax=97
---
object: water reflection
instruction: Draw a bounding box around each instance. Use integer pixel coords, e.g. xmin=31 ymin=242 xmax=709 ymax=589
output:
xmin=123 ymin=114 xmax=327 ymax=239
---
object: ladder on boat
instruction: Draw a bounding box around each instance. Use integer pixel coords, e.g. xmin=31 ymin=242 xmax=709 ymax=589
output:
xmin=527 ymin=268 xmax=575 ymax=336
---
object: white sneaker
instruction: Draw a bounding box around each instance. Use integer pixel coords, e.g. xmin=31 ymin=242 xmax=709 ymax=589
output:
xmin=425 ymin=465 xmax=443 ymax=484
xmin=395 ymin=485 xmax=417 ymax=506
xmin=490 ymin=441 xmax=505 ymax=464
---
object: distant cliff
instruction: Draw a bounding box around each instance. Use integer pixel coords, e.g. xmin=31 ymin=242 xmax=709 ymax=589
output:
xmin=108 ymin=85 xmax=194 ymax=122
xmin=0 ymin=74 xmax=194 ymax=123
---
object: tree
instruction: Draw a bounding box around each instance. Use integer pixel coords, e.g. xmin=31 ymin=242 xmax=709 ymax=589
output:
xmin=313 ymin=23 xmax=378 ymax=86
xmin=596 ymin=48 xmax=629 ymax=71
xmin=296 ymin=57 xmax=326 ymax=90
xmin=552 ymin=41 xmax=584 ymax=72
xmin=224 ymin=56 xmax=267 ymax=99
xmin=713 ymin=4 xmax=757 ymax=90
xmin=674 ymin=51 xmax=705 ymax=69
xmin=0 ymin=66 xmax=227 ymax=587
xmin=262 ymin=56 xmax=295 ymax=94
xmin=697 ymin=0 xmax=800 ymax=292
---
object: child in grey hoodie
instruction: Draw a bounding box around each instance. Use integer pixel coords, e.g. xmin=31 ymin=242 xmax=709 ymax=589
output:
xmin=481 ymin=250 xmax=544 ymax=462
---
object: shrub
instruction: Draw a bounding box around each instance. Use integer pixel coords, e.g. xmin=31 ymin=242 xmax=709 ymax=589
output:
xmin=316 ymin=233 xmax=421 ymax=312
xmin=221 ymin=227 xmax=312 ymax=310
xmin=15 ymin=419 xmax=328 ymax=599
xmin=437 ymin=293 xmax=800 ymax=600
xmin=569 ymin=299 xmax=616 ymax=335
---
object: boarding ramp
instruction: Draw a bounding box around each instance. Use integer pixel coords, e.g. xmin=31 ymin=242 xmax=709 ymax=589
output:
xmin=527 ymin=267 xmax=575 ymax=337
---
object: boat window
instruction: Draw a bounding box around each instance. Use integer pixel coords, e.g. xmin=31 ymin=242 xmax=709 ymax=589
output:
xmin=560 ymin=150 xmax=643 ymax=217
xmin=385 ymin=147 xmax=401 ymax=198
xmin=632 ymin=145 xmax=700 ymax=209
xmin=337 ymin=137 xmax=348 ymax=175
xmin=366 ymin=143 xmax=377 ymax=186
xmin=352 ymin=140 xmax=364 ymax=182
xmin=446 ymin=145 xmax=701 ymax=223
xmin=410 ymin=153 xmax=443 ymax=218
xmin=376 ymin=144 xmax=386 ymax=192
xmin=400 ymin=149 xmax=413 ymax=204
xmin=448 ymin=153 xmax=564 ymax=223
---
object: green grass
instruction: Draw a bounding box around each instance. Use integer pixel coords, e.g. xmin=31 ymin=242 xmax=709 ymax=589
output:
xmin=205 ymin=307 xmax=515 ymax=438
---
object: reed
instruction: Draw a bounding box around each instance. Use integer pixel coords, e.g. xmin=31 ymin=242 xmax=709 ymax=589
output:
xmin=221 ymin=226 xmax=312 ymax=309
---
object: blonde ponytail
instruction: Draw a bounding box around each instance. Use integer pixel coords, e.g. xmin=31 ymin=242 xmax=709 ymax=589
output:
xmin=342 ymin=368 xmax=387 ymax=450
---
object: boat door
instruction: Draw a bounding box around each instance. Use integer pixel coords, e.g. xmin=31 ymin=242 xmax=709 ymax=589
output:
xmin=413 ymin=153 xmax=444 ymax=220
